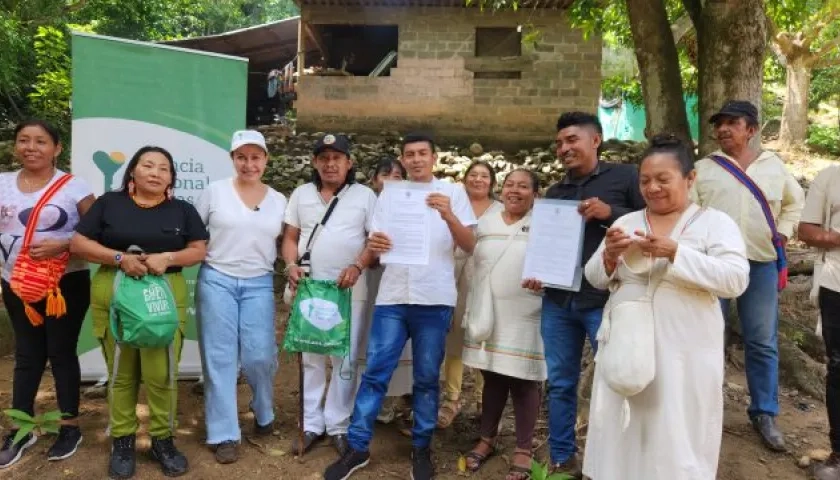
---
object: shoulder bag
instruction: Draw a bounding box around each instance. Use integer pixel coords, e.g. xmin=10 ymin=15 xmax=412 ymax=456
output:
xmin=462 ymin=214 xmax=530 ymax=344
xmin=10 ymin=173 xmax=74 ymax=326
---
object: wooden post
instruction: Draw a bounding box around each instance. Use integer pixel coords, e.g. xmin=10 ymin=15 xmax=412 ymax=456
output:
xmin=297 ymin=351 xmax=305 ymax=461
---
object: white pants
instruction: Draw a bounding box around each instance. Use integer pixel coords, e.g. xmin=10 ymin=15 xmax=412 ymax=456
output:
xmin=302 ymin=299 xmax=366 ymax=435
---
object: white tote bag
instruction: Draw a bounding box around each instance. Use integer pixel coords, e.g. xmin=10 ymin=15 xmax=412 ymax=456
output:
xmin=462 ymin=215 xmax=529 ymax=343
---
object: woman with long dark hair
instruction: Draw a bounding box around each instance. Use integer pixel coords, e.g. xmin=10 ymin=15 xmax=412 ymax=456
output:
xmin=71 ymin=146 xmax=208 ymax=479
xmin=0 ymin=120 xmax=95 ymax=468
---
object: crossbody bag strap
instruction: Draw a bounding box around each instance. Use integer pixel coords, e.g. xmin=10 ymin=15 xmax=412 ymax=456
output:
xmin=299 ymin=184 xmax=349 ymax=266
xmin=484 ymin=214 xmax=530 ymax=277
xmin=21 ymin=173 xmax=74 ymax=249
xmin=710 ymin=155 xmax=781 ymax=240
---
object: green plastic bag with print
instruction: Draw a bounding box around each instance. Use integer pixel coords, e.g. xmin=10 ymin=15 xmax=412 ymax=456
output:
xmin=283 ymin=277 xmax=351 ymax=357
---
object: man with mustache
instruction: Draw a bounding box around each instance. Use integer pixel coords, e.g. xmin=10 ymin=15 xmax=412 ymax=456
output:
xmin=691 ymin=100 xmax=804 ymax=452
xmin=281 ymin=133 xmax=377 ymax=457
xmin=522 ymin=112 xmax=645 ymax=478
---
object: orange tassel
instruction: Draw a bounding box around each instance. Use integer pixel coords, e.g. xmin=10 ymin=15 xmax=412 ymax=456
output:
xmin=24 ymin=303 xmax=44 ymax=326
xmin=46 ymin=288 xmax=67 ymax=318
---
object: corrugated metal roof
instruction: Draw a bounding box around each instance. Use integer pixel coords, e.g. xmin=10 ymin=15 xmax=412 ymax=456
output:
xmin=164 ymin=16 xmax=310 ymax=70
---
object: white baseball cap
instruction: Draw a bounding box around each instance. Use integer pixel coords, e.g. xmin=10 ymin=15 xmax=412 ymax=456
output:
xmin=230 ymin=130 xmax=267 ymax=153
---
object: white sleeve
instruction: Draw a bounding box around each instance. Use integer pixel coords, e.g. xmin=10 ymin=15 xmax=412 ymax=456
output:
xmin=363 ymin=188 xmax=377 ymax=234
xmin=452 ymin=184 xmax=477 ymax=226
xmin=369 ymin=190 xmax=386 ymax=235
xmin=284 ymin=186 xmax=302 ymax=228
xmin=194 ymin=186 xmax=212 ymax=225
xmin=69 ymin=176 xmax=94 ymax=203
xmin=666 ymin=210 xmax=750 ymax=299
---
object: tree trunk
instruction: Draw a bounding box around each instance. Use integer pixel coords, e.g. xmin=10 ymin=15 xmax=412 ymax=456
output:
xmin=626 ymin=0 xmax=692 ymax=143
xmin=779 ymin=56 xmax=813 ymax=146
xmin=697 ymin=0 xmax=768 ymax=155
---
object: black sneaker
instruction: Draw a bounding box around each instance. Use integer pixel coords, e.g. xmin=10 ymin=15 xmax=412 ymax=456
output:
xmin=150 ymin=436 xmax=189 ymax=477
xmin=108 ymin=435 xmax=136 ymax=479
xmin=323 ymin=448 xmax=371 ymax=480
xmin=411 ymin=446 xmax=435 ymax=480
xmin=47 ymin=425 xmax=83 ymax=461
xmin=0 ymin=431 xmax=37 ymax=469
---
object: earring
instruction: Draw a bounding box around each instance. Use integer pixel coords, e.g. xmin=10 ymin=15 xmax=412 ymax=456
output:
xmin=128 ymin=180 xmax=135 ymax=195
xmin=167 ymin=187 xmax=174 ymax=200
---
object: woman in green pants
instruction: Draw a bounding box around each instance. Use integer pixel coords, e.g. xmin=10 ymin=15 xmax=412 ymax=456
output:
xmin=70 ymin=146 xmax=208 ymax=479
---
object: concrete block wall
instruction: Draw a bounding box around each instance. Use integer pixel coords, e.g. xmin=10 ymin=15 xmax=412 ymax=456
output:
xmin=296 ymin=6 xmax=601 ymax=148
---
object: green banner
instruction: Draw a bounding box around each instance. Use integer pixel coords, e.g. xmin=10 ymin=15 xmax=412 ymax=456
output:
xmin=70 ymin=32 xmax=248 ymax=380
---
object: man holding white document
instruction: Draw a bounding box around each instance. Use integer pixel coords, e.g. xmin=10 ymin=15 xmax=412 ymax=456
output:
xmin=522 ymin=112 xmax=645 ymax=478
xmin=324 ymin=133 xmax=477 ymax=480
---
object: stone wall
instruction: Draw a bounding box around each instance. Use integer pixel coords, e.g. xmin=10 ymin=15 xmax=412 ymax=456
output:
xmin=296 ymin=6 xmax=601 ymax=148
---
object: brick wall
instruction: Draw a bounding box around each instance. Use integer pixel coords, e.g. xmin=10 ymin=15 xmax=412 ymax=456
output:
xmin=296 ymin=6 xmax=601 ymax=148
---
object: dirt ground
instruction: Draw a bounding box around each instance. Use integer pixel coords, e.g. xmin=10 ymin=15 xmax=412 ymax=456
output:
xmin=0 ymin=346 xmax=828 ymax=480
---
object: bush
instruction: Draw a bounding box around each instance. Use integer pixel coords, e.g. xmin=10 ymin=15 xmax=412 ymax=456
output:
xmin=807 ymin=125 xmax=840 ymax=156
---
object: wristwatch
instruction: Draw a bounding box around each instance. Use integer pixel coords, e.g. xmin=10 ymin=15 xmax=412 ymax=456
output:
xmin=114 ymin=252 xmax=123 ymax=265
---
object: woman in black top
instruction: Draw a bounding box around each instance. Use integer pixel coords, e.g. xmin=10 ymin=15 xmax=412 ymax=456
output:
xmin=70 ymin=146 xmax=207 ymax=479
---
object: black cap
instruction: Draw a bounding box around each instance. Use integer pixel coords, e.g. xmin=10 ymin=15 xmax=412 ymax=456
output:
xmin=313 ymin=133 xmax=351 ymax=157
xmin=709 ymin=100 xmax=759 ymax=124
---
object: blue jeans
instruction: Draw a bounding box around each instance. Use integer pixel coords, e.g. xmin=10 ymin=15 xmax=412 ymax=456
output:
xmin=540 ymin=296 xmax=602 ymax=464
xmin=348 ymin=304 xmax=452 ymax=452
xmin=720 ymin=260 xmax=779 ymax=418
xmin=196 ymin=264 xmax=278 ymax=444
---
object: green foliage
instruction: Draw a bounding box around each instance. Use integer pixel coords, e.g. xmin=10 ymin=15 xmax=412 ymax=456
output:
xmin=807 ymin=124 xmax=840 ymax=155
xmin=810 ymin=65 xmax=840 ymax=108
xmin=28 ymin=26 xmax=71 ymax=141
xmin=3 ymin=408 xmax=66 ymax=446
xmin=0 ymin=0 xmax=298 ymax=136
xmin=530 ymin=459 xmax=576 ymax=480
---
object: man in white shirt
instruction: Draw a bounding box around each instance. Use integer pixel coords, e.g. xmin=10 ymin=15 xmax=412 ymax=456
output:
xmin=324 ymin=133 xmax=477 ymax=480
xmin=281 ymin=134 xmax=377 ymax=457
xmin=691 ymin=100 xmax=804 ymax=452
xmin=798 ymin=165 xmax=840 ymax=480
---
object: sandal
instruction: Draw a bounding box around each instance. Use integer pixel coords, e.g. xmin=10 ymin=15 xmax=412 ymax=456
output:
xmin=436 ymin=398 xmax=461 ymax=429
xmin=464 ymin=437 xmax=496 ymax=472
xmin=505 ymin=449 xmax=533 ymax=480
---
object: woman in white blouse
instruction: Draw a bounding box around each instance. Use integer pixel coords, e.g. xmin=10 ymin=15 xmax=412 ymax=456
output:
xmin=194 ymin=130 xmax=287 ymax=465
xmin=462 ymin=169 xmax=544 ymax=480
xmin=582 ymin=135 xmax=749 ymax=479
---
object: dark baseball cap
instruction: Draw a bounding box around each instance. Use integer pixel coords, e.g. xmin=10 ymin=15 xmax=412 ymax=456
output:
xmin=709 ymin=100 xmax=759 ymax=124
xmin=313 ymin=133 xmax=351 ymax=157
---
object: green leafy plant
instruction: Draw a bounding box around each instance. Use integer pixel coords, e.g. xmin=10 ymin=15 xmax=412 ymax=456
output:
xmin=3 ymin=409 xmax=66 ymax=446
xmin=530 ymin=459 xmax=576 ymax=480
xmin=807 ymin=124 xmax=840 ymax=155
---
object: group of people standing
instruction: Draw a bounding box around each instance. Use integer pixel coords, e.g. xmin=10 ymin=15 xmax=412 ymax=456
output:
xmin=0 ymin=98 xmax=838 ymax=480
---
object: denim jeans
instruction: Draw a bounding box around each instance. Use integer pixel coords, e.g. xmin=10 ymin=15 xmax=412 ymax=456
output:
xmin=540 ymin=296 xmax=602 ymax=464
xmin=196 ymin=264 xmax=277 ymax=444
xmin=720 ymin=260 xmax=779 ymax=418
xmin=348 ymin=304 xmax=453 ymax=452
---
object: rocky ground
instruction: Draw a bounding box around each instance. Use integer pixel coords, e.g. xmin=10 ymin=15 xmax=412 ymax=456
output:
xmin=0 ymin=305 xmax=832 ymax=480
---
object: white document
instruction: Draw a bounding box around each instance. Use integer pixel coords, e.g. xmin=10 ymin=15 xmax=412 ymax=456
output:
xmin=380 ymin=181 xmax=432 ymax=266
xmin=522 ymin=199 xmax=585 ymax=290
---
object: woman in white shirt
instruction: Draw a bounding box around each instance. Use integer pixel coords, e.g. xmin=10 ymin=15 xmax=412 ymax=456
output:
xmin=194 ymin=130 xmax=287 ymax=465
xmin=0 ymin=120 xmax=95 ymax=468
